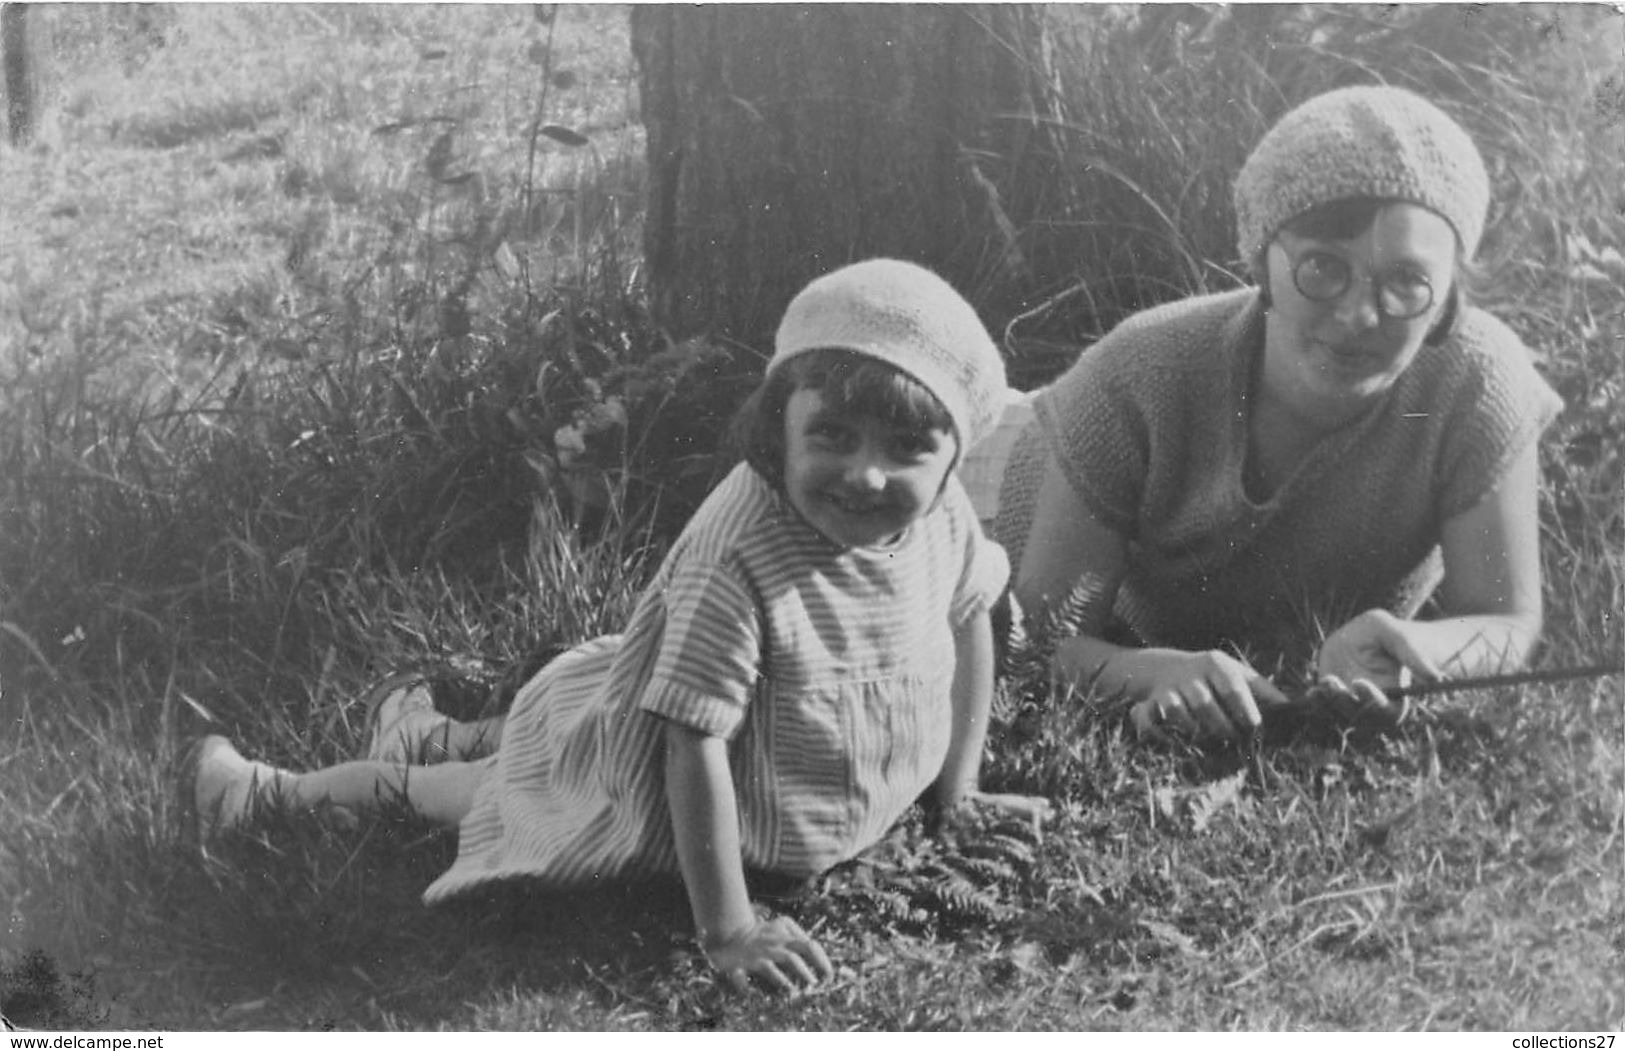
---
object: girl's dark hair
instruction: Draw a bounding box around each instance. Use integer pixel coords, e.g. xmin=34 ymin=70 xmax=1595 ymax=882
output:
xmin=1251 ymin=197 xmax=1471 ymax=345
xmin=732 ymin=347 xmax=956 ymax=488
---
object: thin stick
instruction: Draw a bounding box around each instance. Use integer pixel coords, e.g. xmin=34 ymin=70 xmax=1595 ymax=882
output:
xmin=1385 ymin=661 xmax=1624 ymax=701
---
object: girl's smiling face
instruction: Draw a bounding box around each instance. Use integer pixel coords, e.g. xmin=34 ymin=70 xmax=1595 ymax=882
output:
xmin=782 ymin=388 xmax=957 ymax=549
xmin=1261 ymin=202 xmax=1458 ymax=429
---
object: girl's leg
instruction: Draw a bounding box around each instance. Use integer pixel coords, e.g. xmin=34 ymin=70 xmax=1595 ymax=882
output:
xmin=437 ymin=716 xmax=503 ymax=761
xmin=367 ymin=681 xmax=504 ymax=764
xmin=193 ymin=736 xmax=487 ymax=834
xmin=288 ymin=756 xmax=485 ymax=826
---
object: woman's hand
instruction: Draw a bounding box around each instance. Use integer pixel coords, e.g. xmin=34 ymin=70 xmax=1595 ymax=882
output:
xmin=1111 ymin=646 xmax=1288 ymax=743
xmin=703 ymin=914 xmax=834 ymax=994
xmin=1315 ymin=609 xmax=1442 ymax=691
xmin=1303 ymin=674 xmax=1411 ymax=733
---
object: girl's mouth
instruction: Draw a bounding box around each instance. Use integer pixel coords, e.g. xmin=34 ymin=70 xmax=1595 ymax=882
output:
xmin=825 ymin=492 xmax=890 ymax=516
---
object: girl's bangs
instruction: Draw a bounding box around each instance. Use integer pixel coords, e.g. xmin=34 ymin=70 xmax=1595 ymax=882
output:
xmin=808 ymin=352 xmax=954 ymax=435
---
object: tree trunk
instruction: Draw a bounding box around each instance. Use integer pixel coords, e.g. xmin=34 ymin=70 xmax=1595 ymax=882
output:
xmin=3 ymin=3 xmax=34 ymax=145
xmin=631 ymin=3 xmax=1058 ymax=352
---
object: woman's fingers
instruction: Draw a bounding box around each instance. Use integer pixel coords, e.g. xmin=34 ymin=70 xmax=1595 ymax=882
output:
xmin=1349 ymin=678 xmax=1408 ymax=728
xmin=1377 ymin=626 xmax=1442 ymax=685
xmin=1181 ymin=682 xmax=1240 ymax=739
xmin=1248 ymin=671 xmax=1292 ymax=711
xmin=1129 ymin=698 xmax=1169 ymax=741
xmin=1152 ymin=694 xmax=1202 ymax=737
xmin=1305 ymin=675 xmax=1409 ymax=732
xmin=1317 ymin=609 xmax=1441 ymax=689
xmin=1208 ymin=663 xmax=1264 ymax=734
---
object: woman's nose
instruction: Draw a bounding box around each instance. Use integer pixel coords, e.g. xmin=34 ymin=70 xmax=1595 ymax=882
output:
xmin=1332 ymin=277 xmax=1383 ymax=329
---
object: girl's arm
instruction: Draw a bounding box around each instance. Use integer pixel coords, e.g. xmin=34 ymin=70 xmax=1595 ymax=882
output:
xmin=932 ymin=608 xmax=996 ymax=809
xmin=932 ymin=607 xmax=1052 ymax=824
xmin=1317 ymin=442 xmax=1544 ymax=687
xmin=1015 ymin=454 xmax=1283 ymax=741
xmin=662 ymin=721 xmax=832 ymax=992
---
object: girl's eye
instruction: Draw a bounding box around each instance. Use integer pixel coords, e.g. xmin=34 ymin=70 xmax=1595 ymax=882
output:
xmin=806 ymin=420 xmax=855 ymax=449
xmin=890 ymin=430 xmax=942 ymax=459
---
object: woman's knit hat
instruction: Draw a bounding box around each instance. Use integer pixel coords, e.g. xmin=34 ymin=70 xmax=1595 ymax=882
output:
xmin=1234 ymin=85 xmax=1490 ymax=269
xmin=771 ymin=258 xmax=1007 ymax=448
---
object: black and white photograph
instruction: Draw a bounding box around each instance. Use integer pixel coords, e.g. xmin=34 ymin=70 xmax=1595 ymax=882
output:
xmin=1 ymin=1 xmax=1621 ymax=1033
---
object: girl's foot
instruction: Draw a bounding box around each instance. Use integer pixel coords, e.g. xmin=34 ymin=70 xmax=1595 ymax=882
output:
xmin=188 ymin=735 xmax=268 ymax=837
xmin=364 ymin=675 xmax=452 ymax=764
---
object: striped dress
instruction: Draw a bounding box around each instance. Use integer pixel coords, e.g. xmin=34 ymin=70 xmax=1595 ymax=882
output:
xmin=422 ymin=463 xmax=1008 ymax=904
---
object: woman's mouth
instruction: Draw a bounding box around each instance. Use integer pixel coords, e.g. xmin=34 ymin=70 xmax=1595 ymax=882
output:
xmin=1316 ymin=341 xmax=1381 ymax=376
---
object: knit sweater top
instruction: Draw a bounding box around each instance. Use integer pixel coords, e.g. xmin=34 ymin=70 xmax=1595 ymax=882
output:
xmin=992 ymin=287 xmax=1563 ymax=673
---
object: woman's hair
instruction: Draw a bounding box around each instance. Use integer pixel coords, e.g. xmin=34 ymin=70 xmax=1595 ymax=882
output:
xmin=732 ymin=347 xmax=956 ymax=488
xmin=1253 ymin=197 xmax=1473 ymax=346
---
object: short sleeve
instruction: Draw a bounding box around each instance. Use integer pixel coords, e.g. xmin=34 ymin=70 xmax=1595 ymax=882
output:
xmin=1034 ymin=347 xmax=1148 ymax=538
xmin=637 ymin=558 xmax=762 ymax=740
xmin=943 ymin=479 xmax=1011 ymax=624
xmin=1435 ymin=318 xmax=1564 ymax=519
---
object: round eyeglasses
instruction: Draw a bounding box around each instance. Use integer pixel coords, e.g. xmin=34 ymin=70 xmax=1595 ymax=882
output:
xmin=1291 ymin=251 xmax=1435 ymax=320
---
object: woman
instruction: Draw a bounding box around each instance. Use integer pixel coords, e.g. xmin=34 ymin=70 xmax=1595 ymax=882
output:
xmin=982 ymin=85 xmax=1563 ymax=742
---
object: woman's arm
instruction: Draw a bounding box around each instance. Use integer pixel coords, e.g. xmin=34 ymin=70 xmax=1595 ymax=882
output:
xmin=663 ymin=721 xmax=832 ymax=991
xmin=1016 ymin=453 xmax=1283 ymax=740
xmin=1317 ymin=442 xmax=1544 ymax=685
xmin=1012 ymin=451 xmax=1128 ymax=635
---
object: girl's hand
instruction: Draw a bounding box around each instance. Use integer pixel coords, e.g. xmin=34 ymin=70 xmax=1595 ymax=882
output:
xmin=703 ymin=914 xmax=834 ymax=994
xmin=960 ymin=789 xmax=1053 ymax=828
xmin=1316 ymin=609 xmax=1443 ymax=692
xmin=929 ymin=787 xmax=1054 ymax=836
xmin=1113 ymin=647 xmax=1287 ymax=743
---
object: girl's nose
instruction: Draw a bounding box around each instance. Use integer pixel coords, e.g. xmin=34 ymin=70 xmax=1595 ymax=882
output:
xmin=841 ymin=453 xmax=888 ymax=492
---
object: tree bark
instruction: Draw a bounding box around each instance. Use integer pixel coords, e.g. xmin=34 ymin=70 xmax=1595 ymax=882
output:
xmin=631 ymin=3 xmax=1058 ymax=352
xmin=3 ymin=3 xmax=34 ymax=145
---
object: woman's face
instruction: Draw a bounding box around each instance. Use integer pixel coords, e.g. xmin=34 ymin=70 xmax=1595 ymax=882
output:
xmin=781 ymin=388 xmax=957 ymax=549
xmin=1261 ymin=202 xmax=1457 ymax=428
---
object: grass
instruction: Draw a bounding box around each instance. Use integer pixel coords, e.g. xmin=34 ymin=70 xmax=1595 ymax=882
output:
xmin=2 ymin=2 xmax=1622 ymax=1032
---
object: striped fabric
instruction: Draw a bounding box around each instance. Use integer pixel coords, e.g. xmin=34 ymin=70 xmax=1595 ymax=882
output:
xmin=422 ymin=463 xmax=1008 ymax=904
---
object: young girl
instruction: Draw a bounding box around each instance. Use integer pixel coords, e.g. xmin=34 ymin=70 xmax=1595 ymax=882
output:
xmin=190 ymin=258 xmax=1051 ymax=993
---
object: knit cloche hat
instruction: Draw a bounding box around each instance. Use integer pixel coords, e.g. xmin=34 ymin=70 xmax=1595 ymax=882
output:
xmin=771 ymin=258 xmax=1007 ymax=449
xmin=1234 ymin=85 xmax=1490 ymax=270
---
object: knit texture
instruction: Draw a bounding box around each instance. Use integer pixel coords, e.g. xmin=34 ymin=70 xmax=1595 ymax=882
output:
xmin=773 ymin=259 xmax=1007 ymax=448
xmin=1235 ymin=86 xmax=1490 ymax=266
xmin=992 ymin=288 xmax=1561 ymax=670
